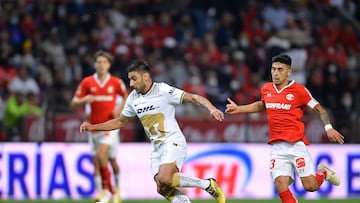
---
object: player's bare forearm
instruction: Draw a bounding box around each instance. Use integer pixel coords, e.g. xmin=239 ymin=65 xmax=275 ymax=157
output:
xmin=312 ymin=104 xmax=345 ymax=144
xmin=183 ymin=93 xmax=215 ymax=112
xmin=70 ymin=97 xmax=84 ymax=108
xmin=312 ymin=105 xmax=331 ymax=125
xmin=71 ymin=96 xmax=92 ymax=108
xmin=226 ymin=98 xmax=265 ymax=114
xmin=93 ymin=118 xmax=123 ymax=131
xmin=182 ymin=92 xmax=224 ymax=121
xmin=80 ymin=115 xmax=128 ymax=132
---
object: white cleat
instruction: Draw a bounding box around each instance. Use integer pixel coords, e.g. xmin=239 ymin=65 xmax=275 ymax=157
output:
xmin=318 ymin=164 xmax=340 ymax=186
xmin=96 ymin=189 xmax=110 ymax=203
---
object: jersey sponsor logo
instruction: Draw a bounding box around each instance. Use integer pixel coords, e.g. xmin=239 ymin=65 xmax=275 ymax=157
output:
xmin=136 ymin=105 xmax=156 ymax=114
xmin=265 ymin=102 xmax=291 ymax=110
xmin=93 ymin=95 xmax=113 ymax=101
xmin=296 ymin=157 xmax=306 ymax=168
xmin=286 ymin=93 xmax=295 ymax=101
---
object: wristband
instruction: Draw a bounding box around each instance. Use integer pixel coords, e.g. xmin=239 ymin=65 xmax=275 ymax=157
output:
xmin=324 ymin=124 xmax=333 ymax=132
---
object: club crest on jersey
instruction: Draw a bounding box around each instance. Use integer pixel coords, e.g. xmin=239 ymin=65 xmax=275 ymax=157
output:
xmin=137 ymin=105 xmax=156 ymax=114
xmin=286 ymin=93 xmax=294 ymax=101
xmin=107 ymin=86 xmax=114 ymax=93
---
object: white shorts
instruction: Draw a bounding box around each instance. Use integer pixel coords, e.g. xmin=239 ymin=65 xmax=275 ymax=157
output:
xmin=270 ymin=141 xmax=315 ymax=184
xmin=88 ymin=130 xmax=120 ymax=158
xmin=150 ymin=136 xmax=187 ymax=176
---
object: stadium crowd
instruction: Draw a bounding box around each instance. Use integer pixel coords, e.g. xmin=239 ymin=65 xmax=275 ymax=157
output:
xmin=0 ymin=0 xmax=359 ymax=143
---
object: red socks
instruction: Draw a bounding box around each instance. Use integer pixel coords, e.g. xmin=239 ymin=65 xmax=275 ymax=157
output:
xmin=279 ymin=189 xmax=298 ymax=203
xmin=316 ymin=169 xmax=327 ymax=187
xmin=100 ymin=166 xmax=114 ymax=193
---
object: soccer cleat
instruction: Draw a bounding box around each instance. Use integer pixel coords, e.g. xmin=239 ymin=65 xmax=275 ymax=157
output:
xmin=111 ymin=187 xmax=122 ymax=203
xmin=205 ymin=178 xmax=226 ymax=203
xmin=96 ymin=189 xmax=110 ymax=203
xmin=318 ymin=164 xmax=340 ymax=186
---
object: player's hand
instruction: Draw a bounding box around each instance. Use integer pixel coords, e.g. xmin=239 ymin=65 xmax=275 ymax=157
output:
xmin=80 ymin=122 xmax=92 ymax=132
xmin=225 ymin=98 xmax=238 ymax=114
xmin=326 ymin=128 xmax=344 ymax=144
xmin=84 ymin=95 xmax=94 ymax=103
xmin=210 ymin=108 xmax=224 ymax=121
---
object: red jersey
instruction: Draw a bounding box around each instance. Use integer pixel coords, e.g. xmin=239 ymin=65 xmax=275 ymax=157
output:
xmin=261 ymin=80 xmax=319 ymax=144
xmin=75 ymin=74 xmax=127 ymax=124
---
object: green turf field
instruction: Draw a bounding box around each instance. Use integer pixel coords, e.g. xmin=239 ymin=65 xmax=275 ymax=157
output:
xmin=1 ymin=199 xmax=359 ymax=203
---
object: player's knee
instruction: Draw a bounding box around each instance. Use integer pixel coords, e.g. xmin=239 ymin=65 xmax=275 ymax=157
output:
xmin=303 ymin=182 xmax=319 ymax=192
xmin=156 ymin=174 xmax=173 ymax=187
xmin=274 ymin=178 xmax=288 ymax=192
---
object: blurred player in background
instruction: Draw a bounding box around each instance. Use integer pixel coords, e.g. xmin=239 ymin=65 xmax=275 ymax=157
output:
xmin=225 ymin=54 xmax=344 ymax=203
xmin=80 ymin=60 xmax=226 ymax=203
xmin=71 ymin=50 xmax=128 ymax=203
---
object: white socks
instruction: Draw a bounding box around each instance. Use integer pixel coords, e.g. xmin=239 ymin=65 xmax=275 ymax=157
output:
xmin=178 ymin=173 xmax=210 ymax=189
xmin=94 ymin=175 xmax=102 ymax=192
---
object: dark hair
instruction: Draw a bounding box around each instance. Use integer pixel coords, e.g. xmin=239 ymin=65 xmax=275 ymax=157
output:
xmin=272 ymin=54 xmax=292 ymax=67
xmin=127 ymin=60 xmax=151 ymax=73
xmin=94 ymin=50 xmax=113 ymax=64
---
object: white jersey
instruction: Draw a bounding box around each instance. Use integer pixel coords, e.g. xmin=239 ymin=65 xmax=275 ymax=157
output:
xmin=122 ymin=82 xmax=185 ymax=149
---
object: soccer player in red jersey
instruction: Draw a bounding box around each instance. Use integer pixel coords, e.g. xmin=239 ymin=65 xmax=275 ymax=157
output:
xmin=71 ymin=50 xmax=128 ymax=203
xmin=225 ymin=54 xmax=344 ymax=203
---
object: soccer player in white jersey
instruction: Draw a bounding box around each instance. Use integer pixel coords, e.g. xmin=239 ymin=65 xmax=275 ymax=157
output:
xmin=225 ymin=54 xmax=344 ymax=203
xmin=80 ymin=60 xmax=226 ymax=203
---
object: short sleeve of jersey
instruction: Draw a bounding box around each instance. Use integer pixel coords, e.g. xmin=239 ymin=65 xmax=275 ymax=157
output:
xmin=161 ymin=82 xmax=184 ymax=105
xmin=75 ymin=79 xmax=88 ymax=98
xmin=303 ymin=87 xmax=319 ymax=109
xmin=117 ymin=78 xmax=127 ymax=98
xmin=121 ymin=91 xmax=136 ymax=118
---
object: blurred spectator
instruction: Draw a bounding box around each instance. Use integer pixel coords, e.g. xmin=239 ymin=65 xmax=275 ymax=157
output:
xmin=333 ymin=91 xmax=357 ymax=143
xmin=214 ymin=11 xmax=237 ymax=51
xmin=63 ymin=53 xmax=83 ymax=86
xmin=8 ymin=65 xmax=40 ymax=96
xmin=47 ymin=69 xmax=74 ymax=113
xmin=283 ymin=43 xmax=308 ymax=85
xmin=41 ymin=29 xmax=66 ymax=70
xmin=108 ymin=1 xmax=128 ymax=33
xmin=262 ymin=0 xmax=289 ymax=32
xmin=3 ymin=91 xmax=41 ymax=141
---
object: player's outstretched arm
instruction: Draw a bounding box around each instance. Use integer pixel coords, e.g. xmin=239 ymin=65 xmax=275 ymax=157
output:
xmin=225 ymin=98 xmax=265 ymax=114
xmin=312 ymin=105 xmax=344 ymax=144
xmin=71 ymin=95 xmax=94 ymax=108
xmin=182 ymin=92 xmax=224 ymax=121
xmin=80 ymin=114 xmax=129 ymax=132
